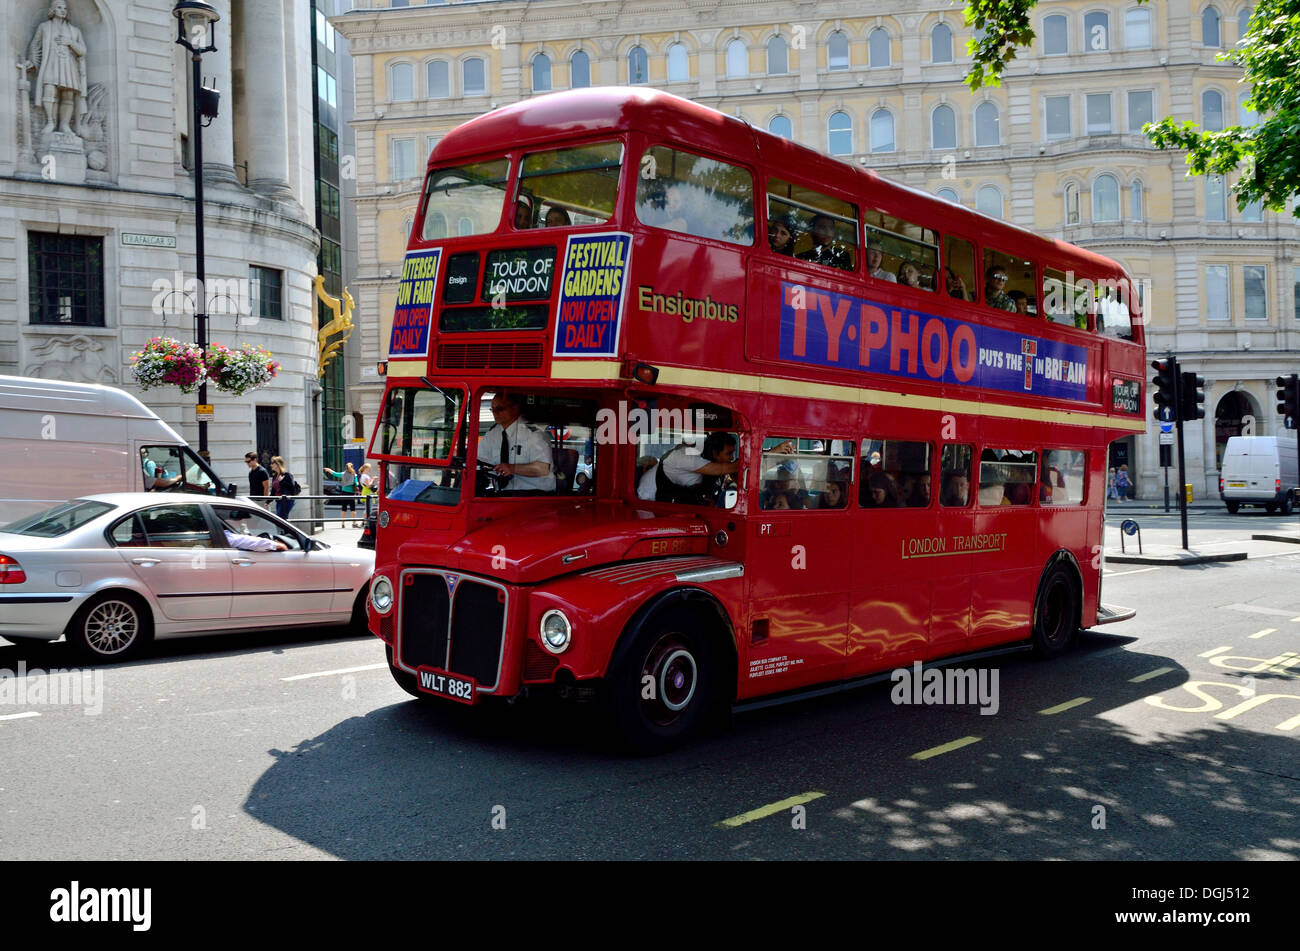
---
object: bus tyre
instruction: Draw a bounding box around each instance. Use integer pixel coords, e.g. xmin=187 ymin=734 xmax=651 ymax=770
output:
xmin=68 ymin=592 xmax=151 ymax=663
xmin=1225 ymin=501 xmax=1239 ymax=514
xmin=1031 ymin=563 xmax=1079 ymax=659
xmin=385 ymin=645 xmax=430 ymax=701
xmin=606 ymin=613 xmax=714 ymax=754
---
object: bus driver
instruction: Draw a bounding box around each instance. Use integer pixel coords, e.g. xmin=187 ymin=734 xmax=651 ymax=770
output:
xmin=637 ymin=432 xmax=738 ymax=504
xmin=479 ymin=392 xmax=553 ymax=492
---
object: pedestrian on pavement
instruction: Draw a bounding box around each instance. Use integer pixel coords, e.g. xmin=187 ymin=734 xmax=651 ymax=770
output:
xmin=1107 ymin=467 xmax=1120 ymax=501
xmin=1116 ymin=463 xmax=1132 ymax=500
xmin=358 ymin=463 xmax=376 ymax=518
xmin=245 ymin=451 xmax=271 ymax=505
xmin=323 ymin=462 xmax=359 ymax=527
xmin=269 ymin=456 xmax=297 ymax=521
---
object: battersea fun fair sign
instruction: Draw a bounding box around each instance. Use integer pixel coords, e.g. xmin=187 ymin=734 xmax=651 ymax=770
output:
xmin=389 ymin=248 xmax=441 ymax=359
xmin=779 ymin=282 xmax=1089 ymax=401
xmin=553 ymin=232 xmax=631 ymax=357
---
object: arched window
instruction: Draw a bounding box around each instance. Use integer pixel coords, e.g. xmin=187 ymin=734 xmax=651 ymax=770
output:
xmin=1043 ymin=14 xmax=1068 ymax=54
xmin=570 ymin=51 xmax=591 ymax=88
xmin=1238 ymin=6 xmax=1254 ymax=41
xmin=427 ymin=60 xmax=449 ymax=99
xmin=1202 ymin=6 xmax=1221 ymax=47
xmin=975 ymin=101 xmax=1000 ymax=146
xmin=532 ymin=54 xmax=552 ymax=92
xmin=828 ymin=111 xmax=853 ymax=155
xmin=1238 ymin=90 xmax=1258 ymax=126
xmin=976 ymin=185 xmax=1003 ymax=218
xmin=1092 ymin=174 xmax=1120 ymax=221
xmin=828 ymin=31 xmax=850 ymax=70
xmin=462 ymin=57 xmax=485 ymax=95
xmin=1084 ymin=11 xmax=1111 ymax=51
xmin=869 ymin=29 xmax=890 ymax=67
xmin=1130 ymin=180 xmax=1144 ymax=220
xmin=458 ymin=216 xmax=474 ymax=236
xmin=1065 ymin=183 xmax=1081 ymax=224
xmin=937 ymin=187 xmax=959 ymax=203
xmin=769 ymin=115 xmax=793 ymax=139
xmin=1206 ymin=175 xmax=1227 ymax=220
xmin=1202 ymin=89 xmax=1224 ymax=131
xmin=870 ymin=109 xmax=895 ymax=153
xmin=425 ymin=212 xmax=447 ymax=239
xmin=389 ymin=62 xmax=413 ymax=102
xmin=726 ymin=38 xmax=748 ymax=78
xmin=766 ymin=35 xmax=788 ymax=75
xmin=667 ymin=43 xmax=689 ymax=82
xmin=627 ymin=46 xmax=648 ymax=84
xmin=932 ymin=104 xmax=956 ymax=149
xmin=931 ymin=23 xmax=953 ymax=63
xmin=1126 ymin=9 xmax=1152 ymax=48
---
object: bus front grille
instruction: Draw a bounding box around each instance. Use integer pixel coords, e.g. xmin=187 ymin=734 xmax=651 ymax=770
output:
xmin=398 ymin=570 xmax=506 ymax=691
xmin=436 ymin=342 xmax=543 ymax=370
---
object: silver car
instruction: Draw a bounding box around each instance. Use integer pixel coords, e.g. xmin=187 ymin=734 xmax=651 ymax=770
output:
xmin=0 ymin=493 xmax=374 ymax=661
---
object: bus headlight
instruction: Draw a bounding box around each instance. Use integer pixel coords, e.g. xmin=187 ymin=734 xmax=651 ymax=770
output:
xmin=539 ymin=609 xmax=572 ymax=654
xmin=371 ymin=575 xmax=394 ymax=615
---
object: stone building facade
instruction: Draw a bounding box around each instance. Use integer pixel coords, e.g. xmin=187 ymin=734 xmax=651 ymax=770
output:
xmin=0 ymin=0 xmax=322 ymax=486
xmin=333 ymin=0 xmax=1300 ymax=499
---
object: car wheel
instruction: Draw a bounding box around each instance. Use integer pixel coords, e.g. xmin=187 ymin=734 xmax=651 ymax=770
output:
xmin=1225 ymin=501 xmax=1239 ymax=514
xmin=68 ymin=592 xmax=151 ymax=662
xmin=604 ymin=609 xmax=714 ymax=754
xmin=1031 ymin=562 xmax=1079 ymax=659
xmin=349 ymin=586 xmax=370 ymax=636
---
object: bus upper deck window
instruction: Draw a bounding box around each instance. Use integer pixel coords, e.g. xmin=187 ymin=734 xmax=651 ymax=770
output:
xmin=983 ymin=248 xmax=1037 ymax=316
xmin=862 ymin=211 xmax=939 ymax=288
xmin=767 ymin=178 xmax=857 ymax=271
xmin=421 ymin=159 xmax=510 ymax=240
xmin=518 ymin=141 xmax=622 ymax=229
xmin=637 ymin=146 xmax=755 ymax=246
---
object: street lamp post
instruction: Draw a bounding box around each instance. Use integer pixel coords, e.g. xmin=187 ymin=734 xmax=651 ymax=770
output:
xmin=174 ymin=1 xmax=220 ymax=459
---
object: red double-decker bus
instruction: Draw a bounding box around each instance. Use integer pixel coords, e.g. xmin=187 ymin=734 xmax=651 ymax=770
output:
xmin=367 ymin=87 xmax=1145 ymax=751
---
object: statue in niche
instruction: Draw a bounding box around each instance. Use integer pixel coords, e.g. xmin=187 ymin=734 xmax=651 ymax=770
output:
xmin=25 ymin=0 xmax=88 ymax=137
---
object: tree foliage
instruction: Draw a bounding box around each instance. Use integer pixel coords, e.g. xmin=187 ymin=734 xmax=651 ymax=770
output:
xmin=963 ymin=0 xmax=1299 ymax=212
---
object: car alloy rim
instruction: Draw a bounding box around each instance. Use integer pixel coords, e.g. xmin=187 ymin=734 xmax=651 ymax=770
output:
xmin=85 ymin=600 xmax=139 ymax=654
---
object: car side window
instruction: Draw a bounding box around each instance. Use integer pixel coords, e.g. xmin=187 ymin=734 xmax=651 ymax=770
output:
xmin=108 ymin=514 xmax=148 ymax=548
xmin=213 ymin=505 xmax=303 ymax=550
xmin=135 ymin=504 xmax=215 ymax=548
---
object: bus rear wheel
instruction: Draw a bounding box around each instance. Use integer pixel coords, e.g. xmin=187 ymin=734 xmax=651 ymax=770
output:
xmin=1031 ymin=563 xmax=1079 ymax=659
xmin=605 ymin=612 xmax=714 ymax=754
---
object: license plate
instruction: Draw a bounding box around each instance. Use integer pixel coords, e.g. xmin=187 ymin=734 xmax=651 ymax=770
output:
xmin=415 ymin=666 xmax=476 ymax=704
xmin=1228 ymin=482 xmax=1246 ymax=487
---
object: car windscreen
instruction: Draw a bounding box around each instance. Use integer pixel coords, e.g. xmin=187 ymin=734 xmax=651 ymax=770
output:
xmin=0 ymin=500 xmax=116 ymax=537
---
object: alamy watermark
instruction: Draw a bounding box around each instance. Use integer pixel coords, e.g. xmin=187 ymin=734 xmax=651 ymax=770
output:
xmin=890 ymin=661 xmax=999 ymax=716
xmin=0 ymin=661 xmax=103 ymax=715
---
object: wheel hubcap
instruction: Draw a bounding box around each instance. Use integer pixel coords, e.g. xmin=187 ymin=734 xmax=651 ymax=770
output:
xmin=85 ymin=600 xmax=139 ymax=655
xmin=640 ymin=635 xmax=698 ymax=725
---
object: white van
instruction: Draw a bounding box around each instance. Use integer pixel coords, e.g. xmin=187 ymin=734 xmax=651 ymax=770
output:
xmin=0 ymin=376 xmax=233 ymax=522
xmin=1219 ymin=434 xmax=1300 ymax=514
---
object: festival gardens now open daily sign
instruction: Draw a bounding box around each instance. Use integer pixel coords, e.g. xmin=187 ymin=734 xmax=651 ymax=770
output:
xmin=389 ymin=248 xmax=441 ymax=359
xmin=553 ymin=232 xmax=631 ymax=357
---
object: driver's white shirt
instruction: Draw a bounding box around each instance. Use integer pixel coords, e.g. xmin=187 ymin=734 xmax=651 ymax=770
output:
xmin=479 ymin=418 xmax=554 ymax=492
xmin=223 ymin=529 xmax=279 ymax=552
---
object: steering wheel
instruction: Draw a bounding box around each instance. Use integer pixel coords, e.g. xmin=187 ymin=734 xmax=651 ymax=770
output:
xmin=257 ymin=532 xmax=273 ymax=540
xmin=475 ymin=460 xmax=504 ymax=495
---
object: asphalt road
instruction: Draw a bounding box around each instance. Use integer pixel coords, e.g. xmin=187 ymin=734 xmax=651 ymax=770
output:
xmin=0 ymin=510 xmax=1296 ymax=861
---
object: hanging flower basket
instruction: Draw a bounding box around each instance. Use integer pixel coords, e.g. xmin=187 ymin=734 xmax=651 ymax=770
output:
xmin=205 ymin=342 xmax=281 ymax=397
xmin=129 ymin=337 xmax=205 ymax=394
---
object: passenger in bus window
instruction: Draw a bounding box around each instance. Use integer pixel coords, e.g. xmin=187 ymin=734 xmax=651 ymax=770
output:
xmin=897 ymin=261 xmax=925 ymax=289
xmin=1008 ymin=290 xmax=1037 ymax=316
xmin=941 ymin=470 xmax=970 ymax=506
xmin=637 ymin=432 xmax=738 ymax=504
xmin=819 ymin=481 xmax=846 ymax=509
xmin=897 ymin=474 xmax=916 ymax=506
xmin=767 ymin=216 xmax=795 ymax=255
xmin=544 ymin=206 xmax=571 ymax=227
xmin=514 ymin=199 xmax=534 ymax=230
xmin=984 ymin=266 xmax=1017 ymax=312
xmin=798 ymin=214 xmax=853 ymax=270
xmin=864 ymin=471 xmax=898 ymax=508
xmin=864 ymin=239 xmax=896 ymax=282
xmin=910 ymin=472 xmax=932 ymax=507
xmin=945 ymin=267 xmax=971 ymax=301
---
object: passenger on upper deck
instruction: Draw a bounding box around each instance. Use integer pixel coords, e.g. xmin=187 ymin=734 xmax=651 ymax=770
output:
xmin=864 ymin=239 xmax=896 ymax=282
xmin=798 ymin=214 xmax=853 ymax=271
xmin=545 ymin=207 xmax=571 ymax=227
xmin=637 ymin=432 xmax=737 ymax=505
xmin=945 ymin=267 xmax=971 ymax=301
xmin=984 ymin=266 xmax=1017 ymax=312
xmin=514 ymin=198 xmax=534 ymax=230
xmin=768 ymin=216 xmax=795 ymax=256
xmin=479 ymin=392 xmax=553 ymax=493
xmin=897 ymin=261 xmax=925 ymax=289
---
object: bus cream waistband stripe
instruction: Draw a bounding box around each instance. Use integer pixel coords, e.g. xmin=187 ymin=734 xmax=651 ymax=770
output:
xmin=549 ymin=359 xmax=1147 ymax=433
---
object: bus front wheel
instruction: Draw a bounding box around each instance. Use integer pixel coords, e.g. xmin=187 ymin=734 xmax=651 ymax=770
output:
xmin=1031 ymin=563 xmax=1079 ymax=659
xmin=605 ymin=612 xmax=714 ymax=754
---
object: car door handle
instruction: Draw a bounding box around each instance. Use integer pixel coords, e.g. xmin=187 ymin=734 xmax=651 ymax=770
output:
xmin=131 ymin=557 xmax=161 ymax=567
xmin=231 ymin=558 xmax=255 ymax=567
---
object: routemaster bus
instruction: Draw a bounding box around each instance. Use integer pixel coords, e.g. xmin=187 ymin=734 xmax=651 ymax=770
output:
xmin=366 ymin=87 xmax=1145 ymax=752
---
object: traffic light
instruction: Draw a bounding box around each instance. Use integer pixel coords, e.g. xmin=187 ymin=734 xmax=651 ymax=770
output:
xmin=1278 ymin=374 xmax=1300 ymax=428
xmin=1151 ymin=358 xmax=1177 ymax=421
xmin=1179 ymin=371 xmax=1205 ymax=421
